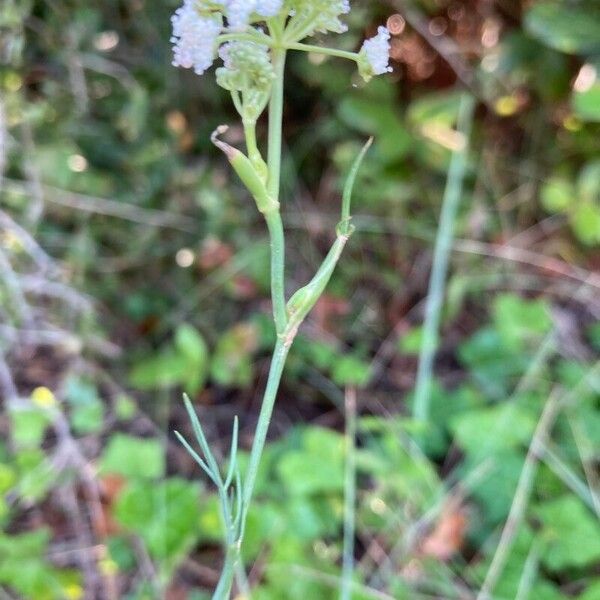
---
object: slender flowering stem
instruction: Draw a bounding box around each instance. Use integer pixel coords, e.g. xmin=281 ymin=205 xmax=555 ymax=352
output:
xmin=265 ymin=209 xmax=287 ymax=333
xmin=217 ymin=31 xmax=274 ymax=46
xmin=241 ymin=339 xmax=290 ymax=531
xmin=266 ymin=46 xmax=288 ymax=335
xmin=242 ymin=118 xmax=262 ymax=170
xmin=212 ymin=340 xmax=290 ymax=599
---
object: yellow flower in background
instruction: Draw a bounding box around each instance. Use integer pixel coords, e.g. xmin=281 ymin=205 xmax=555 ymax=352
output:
xmin=64 ymin=584 xmax=83 ymax=600
xmin=99 ymin=558 xmax=119 ymax=576
xmin=0 ymin=230 xmax=24 ymax=253
xmin=31 ymin=387 xmax=57 ymax=408
xmin=494 ymin=95 xmax=520 ymax=117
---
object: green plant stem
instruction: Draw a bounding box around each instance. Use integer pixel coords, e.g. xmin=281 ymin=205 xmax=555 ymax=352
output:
xmin=217 ymin=31 xmax=273 ymax=46
xmin=218 ymin=485 xmax=249 ymax=597
xmin=265 ymin=211 xmax=287 ymax=333
xmin=213 ymin=339 xmax=291 ymax=599
xmin=213 ymin=545 xmax=238 ymax=600
xmin=541 ymin=440 xmax=598 ymax=513
xmin=208 ymin=30 xmax=367 ymax=599
xmin=242 ymin=119 xmax=261 ymax=166
xmin=241 ymin=338 xmax=290 ymax=531
xmin=341 ymin=388 xmax=358 ymax=600
xmin=514 ymin=540 xmax=541 ymax=600
xmin=286 ymin=42 xmax=358 ymax=63
xmin=267 ymin=47 xmax=288 ymax=335
xmin=412 ymin=93 xmax=474 ymax=424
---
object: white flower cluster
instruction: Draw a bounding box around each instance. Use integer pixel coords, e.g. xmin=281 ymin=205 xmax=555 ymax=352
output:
xmin=359 ymin=26 xmax=392 ymax=79
xmin=171 ymin=0 xmax=392 ymax=84
xmin=171 ymin=1 xmax=286 ymax=75
xmin=171 ymin=1 xmax=222 ymax=75
xmin=221 ymin=0 xmax=284 ymax=29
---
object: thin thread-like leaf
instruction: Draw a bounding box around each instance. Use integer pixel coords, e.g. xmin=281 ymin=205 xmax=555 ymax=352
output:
xmin=175 ymin=430 xmax=219 ymax=486
xmin=340 ymin=137 xmax=373 ymax=232
xmin=224 ymin=415 xmax=239 ymax=490
xmin=183 ymin=394 xmax=223 ymax=484
xmin=233 ymin=467 xmax=243 ymax=535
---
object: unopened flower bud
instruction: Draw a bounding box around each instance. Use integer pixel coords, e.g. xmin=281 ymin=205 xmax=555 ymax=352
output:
xmin=216 ymin=41 xmax=275 ymax=92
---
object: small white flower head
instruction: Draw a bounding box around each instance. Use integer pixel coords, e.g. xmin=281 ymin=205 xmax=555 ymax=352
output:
xmin=358 ymin=26 xmax=392 ymax=81
xmin=171 ymin=0 xmax=223 ymax=75
xmin=221 ymin=0 xmax=284 ymax=30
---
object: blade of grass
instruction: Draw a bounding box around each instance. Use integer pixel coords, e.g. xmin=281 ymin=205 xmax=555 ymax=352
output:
xmin=413 ymin=93 xmax=475 ymax=424
xmin=540 ymin=440 xmax=598 ymax=514
xmin=567 ymin=414 xmax=600 ymax=519
xmin=514 ymin=539 xmax=541 ymax=600
xmin=341 ymin=387 xmax=358 ymax=600
xmin=224 ymin=416 xmax=239 ymax=490
xmin=476 ymin=390 xmax=562 ymax=600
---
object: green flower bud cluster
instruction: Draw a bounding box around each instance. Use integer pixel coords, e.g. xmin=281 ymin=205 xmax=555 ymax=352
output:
xmin=216 ymin=41 xmax=275 ymax=120
xmin=216 ymin=41 xmax=275 ymax=93
xmin=284 ymin=0 xmax=350 ymax=39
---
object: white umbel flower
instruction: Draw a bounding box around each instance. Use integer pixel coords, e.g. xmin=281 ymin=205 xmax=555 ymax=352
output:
xmin=224 ymin=0 xmax=255 ymax=29
xmin=256 ymin=0 xmax=284 ymax=17
xmin=222 ymin=0 xmax=284 ymax=29
xmin=361 ymin=26 xmax=392 ymax=76
xmin=171 ymin=1 xmax=222 ymax=75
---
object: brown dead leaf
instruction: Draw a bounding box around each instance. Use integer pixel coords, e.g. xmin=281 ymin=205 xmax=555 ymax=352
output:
xmin=420 ymin=503 xmax=468 ymax=561
xmin=93 ymin=474 xmax=128 ymax=537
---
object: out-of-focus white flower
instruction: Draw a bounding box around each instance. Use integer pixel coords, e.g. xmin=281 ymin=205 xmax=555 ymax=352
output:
xmin=358 ymin=26 xmax=392 ymax=81
xmin=171 ymin=0 xmax=222 ymax=75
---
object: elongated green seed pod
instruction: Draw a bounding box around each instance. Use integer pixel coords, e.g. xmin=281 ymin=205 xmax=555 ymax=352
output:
xmin=212 ymin=126 xmax=279 ymax=214
xmin=286 ymin=234 xmax=348 ymax=326
xmin=285 ymin=137 xmax=372 ymax=330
